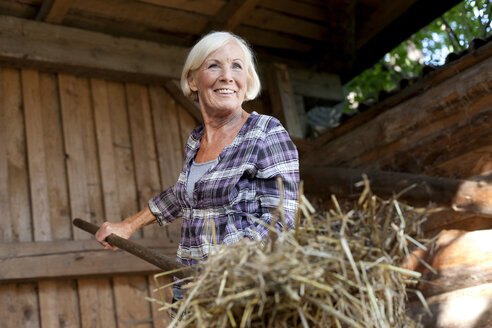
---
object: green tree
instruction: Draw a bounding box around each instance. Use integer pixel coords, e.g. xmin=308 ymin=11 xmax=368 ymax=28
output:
xmin=344 ymin=0 xmax=492 ymax=112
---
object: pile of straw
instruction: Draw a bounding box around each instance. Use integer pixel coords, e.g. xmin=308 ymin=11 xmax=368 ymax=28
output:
xmin=151 ymin=181 xmax=430 ymax=327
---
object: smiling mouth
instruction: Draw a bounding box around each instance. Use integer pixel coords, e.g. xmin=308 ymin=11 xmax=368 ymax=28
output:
xmin=215 ymin=89 xmax=235 ymax=94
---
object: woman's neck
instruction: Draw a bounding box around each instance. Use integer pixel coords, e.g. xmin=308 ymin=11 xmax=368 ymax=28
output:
xmin=201 ymin=109 xmax=247 ymax=144
xmin=194 ymin=109 xmax=249 ymax=163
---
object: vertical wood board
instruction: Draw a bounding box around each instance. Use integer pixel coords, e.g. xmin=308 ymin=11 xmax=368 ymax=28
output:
xmin=126 ymin=83 xmax=162 ymax=239
xmin=0 ymin=67 xmax=39 ymax=328
xmin=59 ymin=73 xmax=92 ymax=240
xmin=22 ymin=69 xmax=52 ymax=242
xmin=91 ymin=78 xmax=122 ymax=221
xmin=39 ymin=72 xmax=71 ymax=240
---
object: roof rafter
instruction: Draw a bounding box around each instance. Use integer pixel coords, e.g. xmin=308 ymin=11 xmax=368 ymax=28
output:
xmin=36 ymin=0 xmax=72 ymax=24
xmin=204 ymin=0 xmax=261 ymax=33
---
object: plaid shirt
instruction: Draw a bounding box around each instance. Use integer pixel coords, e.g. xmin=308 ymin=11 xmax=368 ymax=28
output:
xmin=148 ymin=112 xmax=299 ymax=267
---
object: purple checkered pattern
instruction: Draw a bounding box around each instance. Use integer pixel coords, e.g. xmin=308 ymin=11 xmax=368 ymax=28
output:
xmin=148 ymin=112 xmax=299 ymax=267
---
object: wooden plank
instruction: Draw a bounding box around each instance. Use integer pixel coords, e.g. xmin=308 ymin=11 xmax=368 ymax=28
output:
xmin=245 ymin=7 xmax=331 ymax=42
xmin=70 ymin=0 xmax=207 ymax=35
xmin=0 ymin=238 xmax=177 ymax=282
xmin=260 ymin=0 xmax=330 ymax=23
xmin=356 ymin=0 xmax=417 ymax=49
xmin=426 ymin=145 xmax=492 ymax=179
xmin=403 ymin=229 xmax=492 ymax=297
xmin=163 ymin=79 xmax=202 ymax=124
xmin=235 ymin=25 xmax=313 ymax=52
xmin=377 ymin=107 xmax=492 ymax=174
xmin=92 ymin=78 xmax=150 ymax=327
xmin=205 ymin=0 xmax=261 ymax=32
xmin=79 ymin=76 xmax=105 ymax=228
xmin=3 ymin=68 xmax=31 ymax=243
xmin=61 ymin=10 xmax=195 ymax=48
xmin=312 ymin=40 xmax=492 ymax=152
xmin=147 ymin=273 xmax=173 ymax=327
xmin=0 ymin=15 xmax=188 ymax=83
xmin=39 ymin=72 xmax=71 ymax=240
xmin=148 ymin=85 xmax=184 ymax=326
xmin=0 ymin=67 xmax=39 ymax=328
xmin=289 ymin=68 xmax=343 ymax=102
xmin=178 ymin=105 xmax=199 ymax=150
xmin=267 ymin=63 xmax=304 ymax=138
xmin=78 ymin=278 xmax=117 ymax=328
xmin=113 ymin=275 xmax=153 ymax=328
xmin=125 ymin=83 xmax=162 ymax=239
xmin=39 ymin=280 xmax=80 ymax=328
xmin=67 ymin=76 xmax=116 ymax=328
xmin=0 ymin=236 xmax=171 ymax=258
xmin=138 ymin=0 xmax=224 ymax=15
xmin=59 ymin=74 xmax=93 ymax=240
xmin=23 ymin=69 xmax=80 ymax=328
xmin=36 ymin=0 xmax=72 ymax=24
xmin=0 ymin=0 xmax=38 ymax=17
xmin=106 ymin=81 xmax=139 ymax=224
xmin=302 ymin=54 xmax=492 ymax=169
xmin=423 ymin=211 xmax=492 ymax=236
xmin=302 ymin=166 xmax=492 ymax=216
xmin=107 ymin=82 xmax=155 ymax=328
xmin=91 ymin=78 xmax=121 ymax=222
xmin=21 ymin=69 xmax=51 ymax=242
xmin=0 ymin=283 xmax=39 ymax=328
xmin=149 ymin=85 xmax=184 ymax=190
xmin=407 ymin=283 xmax=492 ymax=328
xmin=0 ymin=69 xmax=13 ymax=243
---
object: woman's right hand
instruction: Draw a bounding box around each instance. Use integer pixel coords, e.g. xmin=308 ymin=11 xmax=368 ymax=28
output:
xmin=95 ymin=220 xmax=134 ymax=251
xmin=95 ymin=207 xmax=156 ymax=250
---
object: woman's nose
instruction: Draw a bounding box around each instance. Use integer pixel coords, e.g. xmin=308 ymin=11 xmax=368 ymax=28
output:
xmin=219 ymin=67 xmax=233 ymax=82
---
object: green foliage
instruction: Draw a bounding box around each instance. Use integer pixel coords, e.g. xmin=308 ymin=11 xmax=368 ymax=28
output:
xmin=344 ymin=0 xmax=492 ymax=112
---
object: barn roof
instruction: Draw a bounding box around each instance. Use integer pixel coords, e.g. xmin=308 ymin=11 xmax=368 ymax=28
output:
xmin=0 ymin=0 xmax=462 ymax=82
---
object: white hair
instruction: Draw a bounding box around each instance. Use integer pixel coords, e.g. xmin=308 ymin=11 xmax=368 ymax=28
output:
xmin=180 ymin=31 xmax=261 ymax=101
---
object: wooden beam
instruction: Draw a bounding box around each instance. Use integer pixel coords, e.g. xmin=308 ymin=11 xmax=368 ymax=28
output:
xmin=356 ymin=0 xmax=417 ymax=50
xmin=289 ymin=68 xmax=343 ymax=102
xmin=301 ymin=166 xmax=492 ymax=217
xmin=0 ymin=239 xmax=178 ymax=282
xmin=0 ymin=15 xmax=188 ymax=84
xmin=407 ymin=283 xmax=492 ymax=328
xmin=348 ymin=0 xmax=462 ymax=82
xmin=36 ymin=0 xmax=72 ymax=24
xmin=311 ymin=40 xmax=492 ymax=151
xmin=204 ymin=0 xmax=261 ymax=32
xmin=267 ymin=63 xmax=305 ymax=138
xmin=303 ymin=51 xmax=492 ymax=170
xmin=402 ymin=229 xmax=492 ymax=297
xmin=163 ymin=79 xmax=203 ymax=124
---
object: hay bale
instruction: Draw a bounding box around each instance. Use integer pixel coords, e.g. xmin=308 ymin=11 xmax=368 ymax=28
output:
xmin=151 ymin=182 xmax=430 ymax=327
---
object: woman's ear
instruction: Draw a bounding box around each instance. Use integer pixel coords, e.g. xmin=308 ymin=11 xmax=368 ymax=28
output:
xmin=187 ymin=72 xmax=197 ymax=92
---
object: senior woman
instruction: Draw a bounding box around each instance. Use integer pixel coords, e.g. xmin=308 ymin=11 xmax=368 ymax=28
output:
xmin=95 ymin=31 xmax=299 ymax=301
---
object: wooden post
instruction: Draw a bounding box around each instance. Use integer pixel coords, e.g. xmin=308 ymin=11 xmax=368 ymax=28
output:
xmin=267 ymin=63 xmax=305 ymax=139
xmin=301 ymin=166 xmax=492 ymax=216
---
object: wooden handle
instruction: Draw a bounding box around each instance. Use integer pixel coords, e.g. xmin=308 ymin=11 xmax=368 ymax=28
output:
xmin=72 ymin=218 xmax=195 ymax=279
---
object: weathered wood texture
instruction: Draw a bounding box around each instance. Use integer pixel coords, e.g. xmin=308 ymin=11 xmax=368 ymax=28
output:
xmin=407 ymin=283 xmax=492 ymax=328
xmin=301 ymin=45 xmax=492 ymax=233
xmin=0 ymin=66 xmax=200 ymax=326
xmin=0 ymin=15 xmax=187 ymax=83
xmin=403 ymin=229 xmax=492 ymax=297
xmin=303 ymin=166 xmax=492 ymax=216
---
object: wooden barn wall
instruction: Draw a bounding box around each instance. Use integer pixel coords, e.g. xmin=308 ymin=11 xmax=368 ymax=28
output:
xmin=301 ymin=47 xmax=492 ymax=234
xmin=0 ymin=67 xmax=199 ymax=327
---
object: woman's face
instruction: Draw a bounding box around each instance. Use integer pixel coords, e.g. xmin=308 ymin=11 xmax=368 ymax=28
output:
xmin=188 ymin=41 xmax=248 ymax=116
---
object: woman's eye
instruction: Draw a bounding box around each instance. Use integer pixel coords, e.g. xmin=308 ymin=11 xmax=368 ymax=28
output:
xmin=208 ymin=64 xmax=218 ymax=69
xmin=233 ymin=63 xmax=242 ymax=69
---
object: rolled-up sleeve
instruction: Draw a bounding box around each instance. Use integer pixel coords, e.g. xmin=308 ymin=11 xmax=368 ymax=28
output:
xmin=148 ymin=185 xmax=183 ymax=226
xmin=244 ymin=124 xmax=299 ymax=241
